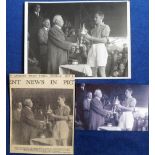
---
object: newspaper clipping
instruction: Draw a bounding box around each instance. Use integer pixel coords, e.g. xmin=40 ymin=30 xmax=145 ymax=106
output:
xmin=10 ymin=74 xmax=74 ymax=154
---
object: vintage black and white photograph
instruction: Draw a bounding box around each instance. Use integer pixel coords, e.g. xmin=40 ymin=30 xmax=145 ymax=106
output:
xmin=24 ymin=1 xmax=130 ymax=79
xmin=10 ymin=74 xmax=74 ymax=154
xmin=75 ymin=83 xmax=148 ymax=131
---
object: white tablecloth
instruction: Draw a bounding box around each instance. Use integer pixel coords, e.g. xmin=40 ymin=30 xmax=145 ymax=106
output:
xmin=97 ymin=126 xmax=121 ymax=131
xmin=59 ymin=64 xmax=92 ymax=76
xmin=30 ymin=138 xmax=56 ymax=146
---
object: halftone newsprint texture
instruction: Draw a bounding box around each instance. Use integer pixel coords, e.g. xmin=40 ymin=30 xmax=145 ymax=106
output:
xmin=10 ymin=74 xmax=75 ymax=154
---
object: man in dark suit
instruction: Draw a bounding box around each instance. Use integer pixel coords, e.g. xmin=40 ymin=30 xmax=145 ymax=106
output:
xmin=83 ymin=92 xmax=92 ymax=129
xmin=38 ymin=18 xmax=50 ymax=73
xmin=76 ymin=83 xmax=87 ymax=124
xmin=12 ymin=102 xmax=22 ymax=144
xmin=28 ymin=4 xmax=43 ymax=60
xmin=47 ymin=15 xmax=78 ymax=74
xmin=89 ymin=89 xmax=112 ymax=130
xmin=20 ymin=99 xmax=43 ymax=145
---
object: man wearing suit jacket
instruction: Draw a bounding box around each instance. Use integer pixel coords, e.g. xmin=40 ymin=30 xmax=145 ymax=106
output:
xmin=28 ymin=4 xmax=43 ymax=60
xmin=83 ymin=92 xmax=92 ymax=129
xmin=47 ymin=15 xmax=78 ymax=74
xmin=20 ymin=99 xmax=43 ymax=145
xmin=89 ymin=89 xmax=112 ymax=130
xmin=38 ymin=18 xmax=50 ymax=73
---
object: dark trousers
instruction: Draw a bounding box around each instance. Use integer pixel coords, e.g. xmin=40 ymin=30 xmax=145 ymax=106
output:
xmin=40 ymin=53 xmax=48 ymax=74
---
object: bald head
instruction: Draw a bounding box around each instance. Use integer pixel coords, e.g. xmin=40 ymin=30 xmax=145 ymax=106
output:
xmin=94 ymin=89 xmax=102 ymax=98
xmin=53 ymin=15 xmax=64 ymax=28
xmin=24 ymin=98 xmax=33 ymax=108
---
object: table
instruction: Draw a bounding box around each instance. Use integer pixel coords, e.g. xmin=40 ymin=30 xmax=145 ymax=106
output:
xmin=97 ymin=126 xmax=122 ymax=131
xmin=59 ymin=64 xmax=92 ymax=76
xmin=30 ymin=138 xmax=56 ymax=146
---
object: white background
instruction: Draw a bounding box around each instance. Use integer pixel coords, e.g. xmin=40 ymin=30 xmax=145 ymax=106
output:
xmin=0 ymin=0 xmax=154 ymax=154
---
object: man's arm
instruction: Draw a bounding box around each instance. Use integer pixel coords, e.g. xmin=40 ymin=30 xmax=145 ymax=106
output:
xmin=87 ymin=35 xmax=108 ymax=44
xmin=91 ymin=101 xmax=111 ymax=117
xmin=85 ymin=25 xmax=110 ymax=44
xmin=83 ymin=99 xmax=89 ymax=111
xmin=119 ymin=106 xmax=134 ymax=112
xmin=48 ymin=113 xmax=68 ymax=121
xmin=119 ymin=98 xmax=136 ymax=112
xmin=48 ymin=28 xmax=75 ymax=51
xmin=48 ymin=106 xmax=70 ymax=121
xmin=38 ymin=29 xmax=48 ymax=45
xmin=23 ymin=111 xmax=41 ymax=128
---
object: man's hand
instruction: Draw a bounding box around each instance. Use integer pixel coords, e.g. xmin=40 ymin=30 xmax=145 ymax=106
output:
xmin=84 ymin=33 xmax=92 ymax=40
xmin=71 ymin=43 xmax=78 ymax=48
xmin=39 ymin=121 xmax=45 ymax=129
xmin=80 ymin=44 xmax=87 ymax=51
xmin=47 ymin=109 xmax=53 ymax=114
xmin=106 ymin=111 xmax=113 ymax=118
xmin=116 ymin=104 xmax=123 ymax=109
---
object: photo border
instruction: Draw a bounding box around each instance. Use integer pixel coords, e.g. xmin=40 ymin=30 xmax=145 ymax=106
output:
xmin=24 ymin=0 xmax=131 ymax=80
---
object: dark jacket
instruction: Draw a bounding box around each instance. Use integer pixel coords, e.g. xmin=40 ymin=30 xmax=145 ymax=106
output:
xmin=47 ymin=25 xmax=73 ymax=74
xmin=20 ymin=106 xmax=40 ymax=145
xmin=38 ymin=27 xmax=49 ymax=55
xmin=38 ymin=27 xmax=49 ymax=73
xmin=28 ymin=12 xmax=43 ymax=58
xmin=89 ymin=97 xmax=109 ymax=130
xmin=12 ymin=109 xmax=21 ymax=144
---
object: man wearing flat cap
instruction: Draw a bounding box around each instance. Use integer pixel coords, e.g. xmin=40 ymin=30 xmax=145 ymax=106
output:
xmin=47 ymin=15 xmax=78 ymax=74
xmin=20 ymin=98 xmax=43 ymax=145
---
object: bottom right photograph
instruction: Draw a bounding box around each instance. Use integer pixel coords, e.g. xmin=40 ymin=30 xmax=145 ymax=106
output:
xmin=75 ymin=83 xmax=149 ymax=131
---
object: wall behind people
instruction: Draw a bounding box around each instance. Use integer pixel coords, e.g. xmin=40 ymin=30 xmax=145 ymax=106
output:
xmin=76 ymin=84 xmax=149 ymax=107
xmin=28 ymin=2 xmax=127 ymax=37
xmin=11 ymin=88 xmax=73 ymax=114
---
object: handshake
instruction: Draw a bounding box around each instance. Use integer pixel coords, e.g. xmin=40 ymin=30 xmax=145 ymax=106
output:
xmin=71 ymin=43 xmax=79 ymax=49
xmin=47 ymin=112 xmax=71 ymax=121
xmin=83 ymin=33 xmax=92 ymax=41
xmin=39 ymin=121 xmax=46 ymax=129
xmin=106 ymin=110 xmax=114 ymax=118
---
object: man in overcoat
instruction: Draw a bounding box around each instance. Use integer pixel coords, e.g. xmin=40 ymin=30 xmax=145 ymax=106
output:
xmin=89 ymin=89 xmax=112 ymax=130
xmin=47 ymin=15 xmax=77 ymax=74
xmin=20 ymin=99 xmax=43 ymax=145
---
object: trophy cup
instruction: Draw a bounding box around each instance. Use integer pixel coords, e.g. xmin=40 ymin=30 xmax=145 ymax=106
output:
xmin=46 ymin=104 xmax=53 ymax=123
xmin=80 ymin=23 xmax=87 ymax=46
xmin=113 ymin=96 xmax=119 ymax=113
xmin=111 ymin=96 xmax=120 ymax=125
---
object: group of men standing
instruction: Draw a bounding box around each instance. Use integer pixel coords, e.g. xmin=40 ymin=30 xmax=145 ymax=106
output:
xmin=76 ymin=84 xmax=113 ymax=130
xmin=28 ymin=4 xmax=77 ymax=74
xmin=28 ymin=5 xmax=111 ymax=77
xmin=12 ymin=99 xmax=44 ymax=145
xmin=76 ymin=84 xmax=136 ymax=131
xmin=12 ymin=96 xmax=71 ymax=146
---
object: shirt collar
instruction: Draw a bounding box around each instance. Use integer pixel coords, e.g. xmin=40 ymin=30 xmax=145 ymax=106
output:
xmin=34 ymin=11 xmax=39 ymax=16
xmin=95 ymin=96 xmax=101 ymax=101
xmin=95 ymin=22 xmax=105 ymax=28
xmin=87 ymin=98 xmax=92 ymax=102
xmin=17 ymin=108 xmax=22 ymax=112
xmin=55 ymin=24 xmax=62 ymax=30
xmin=44 ymin=27 xmax=48 ymax=31
xmin=25 ymin=106 xmax=32 ymax=111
